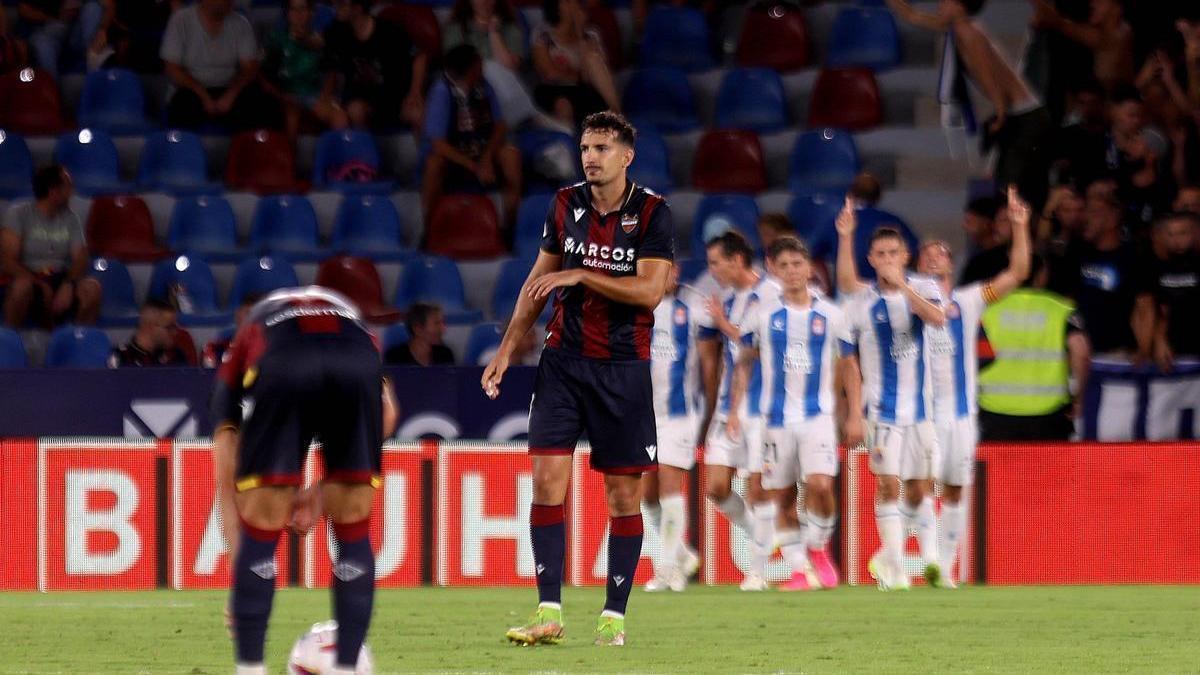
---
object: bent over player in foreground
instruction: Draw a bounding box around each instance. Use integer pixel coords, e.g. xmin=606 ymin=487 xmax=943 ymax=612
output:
xmin=211 ymin=287 xmax=398 ymax=675
xmin=482 ymin=112 xmax=673 ymax=646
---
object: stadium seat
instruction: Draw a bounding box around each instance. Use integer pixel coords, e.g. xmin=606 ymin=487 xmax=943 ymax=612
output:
xmin=86 ymin=195 xmax=170 ymax=262
xmin=426 ymin=194 xmax=505 ymax=260
xmin=464 ymin=322 xmax=503 ymax=366
xmin=225 ymin=129 xmax=301 ymax=195
xmin=587 ymin=2 xmax=624 ymax=70
xmin=331 ymin=194 xmax=410 ymax=260
xmin=314 ymin=255 xmax=401 ymax=324
xmin=89 ymin=257 xmax=140 ymax=327
xmin=0 ymin=68 xmax=66 ymax=136
xmin=629 ymin=126 xmax=672 ymax=194
xmin=789 ymin=189 xmax=846 ymax=242
xmin=515 ymin=128 xmax=581 ymax=192
xmin=136 ymin=130 xmax=219 ymax=195
xmin=376 ymin=3 xmax=441 ymax=56
xmin=492 ymin=257 xmax=550 ymax=323
xmin=45 ymin=325 xmax=112 ymax=368
xmin=808 ymin=67 xmax=883 ymax=131
xmin=826 ymin=6 xmax=902 ymax=71
xmin=147 ymin=255 xmax=232 ymax=326
xmin=78 ymin=68 xmax=153 ymax=135
xmin=622 ymin=68 xmax=699 ymax=134
xmin=381 ymin=323 xmax=410 ymax=352
xmin=691 ymin=130 xmax=767 ymax=194
xmin=0 ymin=327 xmax=28 ymax=368
xmin=691 ymin=194 xmax=762 ymax=256
xmin=312 ymin=129 xmax=392 ymax=193
xmin=640 ymin=6 xmax=714 ymax=72
xmin=735 ymin=1 xmax=810 ymax=71
xmin=0 ymin=129 xmax=33 ymax=199
xmin=514 ymin=193 xmax=555 ymax=259
xmin=228 ymin=255 xmax=299 ymax=307
xmin=714 ymin=68 xmax=789 ymax=133
xmin=166 ymin=195 xmax=242 ymax=262
xmin=678 ymin=257 xmax=707 ymax=284
xmin=395 ymin=255 xmax=482 ymax=324
xmin=789 ymin=129 xmax=861 ymax=192
xmin=53 ymin=128 xmax=130 ymax=196
xmin=248 ymin=195 xmax=323 ymax=260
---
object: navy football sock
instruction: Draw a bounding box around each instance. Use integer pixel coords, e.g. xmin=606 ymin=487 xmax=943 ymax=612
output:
xmin=604 ymin=514 xmax=644 ymax=615
xmin=530 ymin=503 xmax=565 ymax=605
xmin=331 ymin=519 xmax=375 ymax=668
xmin=232 ymin=520 xmax=280 ymax=665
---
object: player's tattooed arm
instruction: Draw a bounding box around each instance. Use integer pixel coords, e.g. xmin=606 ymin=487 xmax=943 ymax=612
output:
xmin=483 ymin=251 xmax=562 ymax=399
xmin=986 ymin=188 xmax=1033 ymax=302
xmin=725 ymin=344 xmax=760 ymax=439
xmin=834 ymin=198 xmax=868 ymax=295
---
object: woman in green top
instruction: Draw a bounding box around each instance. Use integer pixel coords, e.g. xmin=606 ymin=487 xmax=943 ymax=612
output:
xmin=443 ymin=0 xmax=526 ymax=71
xmin=260 ymin=0 xmax=348 ymax=141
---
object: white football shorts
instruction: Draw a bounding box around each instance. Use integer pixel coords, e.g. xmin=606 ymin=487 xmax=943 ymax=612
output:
xmin=655 ymin=415 xmax=698 ymax=470
xmin=866 ymin=419 xmax=938 ymax=481
xmin=761 ymin=415 xmax=839 ymax=490
xmin=704 ymin=415 xmax=763 ymax=473
xmin=935 ymin=414 xmax=978 ymax=486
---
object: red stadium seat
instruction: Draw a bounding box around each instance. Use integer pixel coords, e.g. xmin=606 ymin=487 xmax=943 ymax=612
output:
xmin=0 ymin=68 xmax=67 ymax=136
xmin=808 ymin=67 xmax=883 ymax=131
xmin=86 ymin=195 xmax=170 ymax=262
xmin=426 ymin=194 xmax=506 ymax=260
xmin=736 ymin=2 xmax=810 ymax=72
xmin=314 ymin=255 xmax=402 ymax=324
xmin=587 ymin=3 xmax=625 ymax=71
xmin=377 ymin=4 xmax=442 ymax=56
xmin=691 ymin=130 xmax=768 ymax=194
xmin=225 ymin=129 xmax=302 ymax=195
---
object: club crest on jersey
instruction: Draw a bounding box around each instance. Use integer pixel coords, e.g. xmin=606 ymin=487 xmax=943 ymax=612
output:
xmin=620 ymin=213 xmax=639 ymax=234
xmin=771 ymin=317 xmax=785 ymax=331
xmin=812 ymin=316 xmax=825 ymax=335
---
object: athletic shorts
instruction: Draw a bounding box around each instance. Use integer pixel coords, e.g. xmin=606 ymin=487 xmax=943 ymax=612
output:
xmin=235 ymin=335 xmax=383 ymax=491
xmin=866 ymin=419 xmax=938 ymax=481
xmin=761 ymin=415 xmax=839 ymax=490
xmin=704 ymin=414 xmax=763 ymax=473
xmin=655 ymin=415 xmax=698 ymax=470
xmin=527 ymin=347 xmax=658 ymax=474
xmin=935 ymin=415 xmax=978 ymax=486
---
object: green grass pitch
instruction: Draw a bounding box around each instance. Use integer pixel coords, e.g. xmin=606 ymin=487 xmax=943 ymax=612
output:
xmin=4 ymin=585 xmax=1199 ymax=673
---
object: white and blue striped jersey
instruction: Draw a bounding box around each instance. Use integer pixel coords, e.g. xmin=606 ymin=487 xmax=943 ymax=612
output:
xmin=842 ymin=277 xmax=943 ymax=426
xmin=743 ymin=295 xmax=854 ymax=428
xmin=927 ymin=283 xmax=987 ymax=422
xmin=702 ymin=277 xmax=781 ymax=419
xmin=651 ymin=287 xmax=713 ymax=420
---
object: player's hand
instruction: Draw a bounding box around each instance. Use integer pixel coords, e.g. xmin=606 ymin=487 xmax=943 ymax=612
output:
xmin=877 ymin=264 xmax=905 ymax=287
xmin=1007 ymin=185 xmax=1030 ymax=231
xmin=287 ymin=486 xmax=321 ymax=536
xmin=835 ymin=197 xmax=857 ymax=237
xmin=842 ymin=414 xmax=865 ymax=448
xmin=725 ymin=413 xmax=742 ymax=441
xmin=481 ymin=352 xmax=510 ymax=399
xmin=527 ymin=269 xmax=583 ymax=301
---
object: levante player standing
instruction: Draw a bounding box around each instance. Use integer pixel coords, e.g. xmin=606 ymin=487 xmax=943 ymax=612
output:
xmin=482 ymin=112 xmax=674 ymax=646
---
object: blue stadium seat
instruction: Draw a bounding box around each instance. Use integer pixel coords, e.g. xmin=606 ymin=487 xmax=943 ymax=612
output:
xmin=515 ymin=129 xmax=581 ymax=192
xmin=464 ymin=322 xmax=503 ymax=366
xmin=53 ymin=128 xmax=130 ymax=196
xmin=714 ymin=68 xmax=788 ymax=133
xmin=381 ymin=323 xmax=410 ymax=352
xmin=640 ymin=6 xmax=715 ymax=72
xmin=629 ymin=126 xmax=672 ymax=193
xmin=691 ymin=194 xmax=762 ymax=257
xmin=167 ymin=195 xmax=242 ymax=262
xmin=248 ymin=195 xmax=323 ymax=260
xmin=514 ymin=193 xmax=555 ymax=260
xmin=312 ymin=129 xmax=393 ymax=193
xmin=45 ymin=325 xmax=112 ymax=368
xmin=0 ymin=327 xmax=28 ymax=368
xmin=229 ymin=255 xmax=299 ymax=307
xmin=0 ymin=130 xmax=32 ymax=199
xmin=89 ymin=257 xmax=140 ymax=327
xmin=622 ymin=68 xmax=699 ymax=134
xmin=147 ymin=255 xmax=232 ymax=326
xmin=827 ymin=6 xmax=902 ymax=71
xmin=136 ymin=130 xmax=219 ymax=195
xmin=789 ymin=189 xmax=846 ymax=242
xmin=331 ymin=194 xmax=410 ymax=261
xmin=78 ymin=68 xmax=153 ymax=135
xmin=394 ymin=255 xmax=482 ymax=324
xmin=789 ymin=129 xmax=861 ymax=192
xmin=492 ymin=257 xmax=551 ymax=323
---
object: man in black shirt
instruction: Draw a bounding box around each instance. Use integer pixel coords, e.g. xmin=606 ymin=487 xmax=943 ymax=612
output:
xmin=959 ymin=194 xmax=1013 ymax=285
xmin=108 ymin=298 xmax=193 ymax=367
xmin=1151 ymin=212 xmax=1200 ymax=369
xmin=385 ymin=302 xmax=454 ymax=366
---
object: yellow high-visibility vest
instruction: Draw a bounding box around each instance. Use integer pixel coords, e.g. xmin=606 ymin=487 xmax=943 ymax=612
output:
xmin=978 ymin=289 xmax=1075 ymax=416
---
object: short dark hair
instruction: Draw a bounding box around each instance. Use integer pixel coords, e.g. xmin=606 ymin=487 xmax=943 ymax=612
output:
xmin=33 ymin=164 xmax=67 ymax=200
xmin=767 ymin=235 xmax=810 ymax=261
xmin=706 ymin=230 xmax=754 ymax=268
xmin=444 ymin=44 xmax=482 ymax=79
xmin=849 ymin=172 xmax=882 ymax=205
xmin=869 ymin=226 xmax=906 ymax=249
xmin=965 ymin=195 xmax=1002 ymax=220
xmin=405 ymin=302 xmax=442 ymax=334
xmin=581 ymin=111 xmax=637 ymax=147
xmin=958 ymin=0 xmax=986 ymax=16
xmin=757 ymin=213 xmax=794 ymax=236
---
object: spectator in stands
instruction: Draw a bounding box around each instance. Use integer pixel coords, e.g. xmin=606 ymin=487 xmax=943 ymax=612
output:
xmin=160 ymin=0 xmax=273 ymax=131
xmin=201 ymin=293 xmax=259 ymax=368
xmin=1041 ymin=185 xmax=1089 ymax=295
xmin=16 ymin=0 xmax=94 ymax=78
xmin=422 ymin=44 xmax=522 ymax=227
xmin=756 ymin=213 xmax=793 ymax=253
xmin=260 ymin=0 xmax=348 ymax=142
xmin=1031 ymin=0 xmax=1134 ymax=93
xmin=108 ymin=297 xmax=194 ymax=367
xmin=1106 ymin=85 xmax=1172 ymax=229
xmin=1150 ymin=212 xmax=1200 ymax=370
xmin=1051 ymin=77 xmax=1108 ymax=187
xmin=86 ymin=0 xmax=178 ymax=72
xmin=1 ymin=165 xmax=101 ymax=328
xmin=0 ymin=7 xmax=30 ymax=73
xmin=385 ymin=302 xmax=455 ymax=366
xmin=444 ymin=0 xmax=524 ymax=70
xmin=324 ymin=0 xmax=428 ymax=131
xmin=810 ymin=172 xmax=917 ymax=285
xmin=959 ymin=194 xmax=1015 ymax=285
xmin=1174 ymin=184 xmax=1200 ymax=215
xmin=532 ymin=0 xmax=621 ymax=128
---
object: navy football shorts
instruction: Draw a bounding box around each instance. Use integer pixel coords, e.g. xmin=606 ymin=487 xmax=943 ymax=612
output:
xmin=235 ymin=334 xmax=383 ymax=491
xmin=527 ymin=347 xmax=658 ymax=474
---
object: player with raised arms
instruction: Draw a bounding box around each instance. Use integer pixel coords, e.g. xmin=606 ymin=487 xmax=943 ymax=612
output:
xmin=727 ymin=236 xmax=864 ymax=591
xmin=481 ymin=111 xmax=674 ymax=647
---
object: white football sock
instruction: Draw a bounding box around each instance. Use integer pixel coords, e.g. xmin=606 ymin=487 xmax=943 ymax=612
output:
xmin=875 ymin=501 xmax=903 ymax=570
xmin=749 ymin=501 xmax=777 ymax=576
xmin=716 ymin=492 xmax=753 ymax=534
xmin=776 ymin=528 xmax=808 ymax=572
xmin=915 ymin=496 xmax=938 ymax=565
xmin=659 ymin=494 xmax=686 ymax=572
xmin=642 ymin=500 xmax=662 ymax=534
xmin=331 ymin=668 xmax=356 ymax=675
xmin=805 ymin=511 xmax=836 ymax=550
xmin=236 ymin=665 xmax=266 ymax=675
xmin=939 ymin=500 xmax=965 ymax=579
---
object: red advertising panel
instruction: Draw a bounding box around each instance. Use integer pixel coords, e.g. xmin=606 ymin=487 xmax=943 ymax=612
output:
xmin=0 ymin=439 xmax=38 ymax=590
